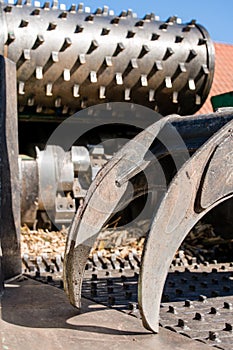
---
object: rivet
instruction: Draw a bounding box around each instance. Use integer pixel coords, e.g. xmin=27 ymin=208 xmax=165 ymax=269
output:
xmin=51 ymin=51 xmax=59 ymax=62
xmin=48 ymin=22 xmax=57 ymax=30
xmin=209 ymin=307 xmax=218 ymax=315
xmin=73 ymin=84 xmax=80 ymax=97
xmin=105 ymin=56 xmax=113 ymax=67
xmin=55 ymin=97 xmax=62 ymax=108
xmin=135 ymin=20 xmax=144 ymax=27
xmin=195 ymin=95 xmax=201 ymax=105
xmin=43 ymin=2 xmax=50 ymax=10
xmin=155 ymin=60 xmax=163 ymax=70
xmin=33 ymin=34 xmax=44 ymax=49
xmin=168 ymin=306 xmax=177 ymax=314
xmin=60 ymin=37 xmax=72 ymax=51
xmin=188 ymin=79 xmax=196 ymax=90
xmin=69 ymin=4 xmax=76 ymax=13
xmin=160 ymin=23 xmax=168 ymax=30
xmin=6 ymin=32 xmax=15 ymax=44
xmin=223 ymin=302 xmax=232 ymax=309
xmin=36 ymin=105 xmax=43 ymax=113
xmin=151 ymin=33 xmax=160 ymax=41
xmin=18 ymin=81 xmax=25 ymax=95
xmin=63 ymin=68 xmax=71 ymax=81
xmin=127 ymin=30 xmax=136 ymax=38
xmin=62 ymin=105 xmax=69 ymax=114
xmin=99 ymin=86 xmax=106 ymax=99
xmin=166 ymin=16 xmax=177 ymax=24
xmin=165 ymin=76 xmax=172 ymax=88
xmin=94 ymin=7 xmax=102 ymax=15
xmin=223 ymin=323 xmax=233 ymax=332
xmin=86 ymin=14 xmax=94 ymax=22
xmin=32 ymin=8 xmax=40 ymax=15
xmin=113 ymin=42 xmax=125 ymax=56
xmin=90 ymin=71 xmax=97 ymax=83
xmin=202 ymin=64 xmax=209 ymax=75
xmin=144 ymin=13 xmax=152 ymax=21
xmin=130 ymin=58 xmax=138 ymax=69
xmin=184 ymin=300 xmax=193 ymax=308
xmin=111 ymin=17 xmax=120 ymax=25
xmin=198 ymin=38 xmax=207 ymax=45
xmin=4 ymin=5 xmax=13 ymax=13
xmin=20 ymin=19 xmax=29 ymax=27
xmin=77 ymin=3 xmax=84 ymax=12
xmin=46 ymin=83 xmax=53 ymax=96
xmin=23 ymin=49 xmax=31 ymax=60
xmin=79 ymin=54 xmax=86 ymax=64
xmin=87 ymin=40 xmax=99 ymax=54
xmin=187 ymin=49 xmax=197 ymax=62
xmin=59 ymin=11 xmax=68 ymax=19
xmin=102 ymin=6 xmax=109 ymax=16
xmin=172 ymin=91 xmax=178 ymax=103
xmin=141 ymin=74 xmax=148 ymax=87
xmin=178 ymin=62 xmax=186 ymax=73
xmin=138 ymin=45 xmax=150 ymax=58
xmin=208 ymin=331 xmax=220 ymax=342
xmin=27 ymin=96 xmax=35 ymax=106
xmin=149 ymin=89 xmax=155 ymax=102
xmin=75 ymin=25 xmax=84 ymax=33
xmin=193 ymin=312 xmax=204 ymax=321
xmin=116 ymin=73 xmax=123 ymax=85
xmin=198 ymin=295 xmax=207 ymax=302
xmin=35 ymin=66 xmax=43 ymax=79
xmin=102 ymin=28 xmax=111 ymax=35
xmin=119 ymin=10 xmax=127 ymax=18
xmin=125 ymin=88 xmax=131 ymax=101
xmin=127 ymin=9 xmax=133 ymax=17
xmin=175 ymin=35 xmax=184 ymax=43
xmin=163 ymin=47 xmax=174 ymax=60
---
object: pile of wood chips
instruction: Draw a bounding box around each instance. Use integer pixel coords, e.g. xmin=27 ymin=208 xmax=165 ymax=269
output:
xmin=21 ymin=220 xmax=233 ymax=262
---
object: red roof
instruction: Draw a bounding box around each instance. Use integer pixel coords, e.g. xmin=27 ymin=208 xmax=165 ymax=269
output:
xmin=199 ymin=43 xmax=233 ymax=114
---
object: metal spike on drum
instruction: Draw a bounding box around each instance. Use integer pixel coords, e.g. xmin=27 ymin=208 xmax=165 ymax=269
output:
xmin=0 ymin=2 xmax=214 ymax=116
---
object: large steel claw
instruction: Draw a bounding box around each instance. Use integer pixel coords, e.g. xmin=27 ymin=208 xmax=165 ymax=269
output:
xmin=139 ymin=120 xmax=233 ymax=333
xmin=64 ymin=116 xmax=175 ymax=308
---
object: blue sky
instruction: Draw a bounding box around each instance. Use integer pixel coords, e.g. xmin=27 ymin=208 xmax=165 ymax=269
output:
xmin=61 ymin=0 xmax=233 ymax=44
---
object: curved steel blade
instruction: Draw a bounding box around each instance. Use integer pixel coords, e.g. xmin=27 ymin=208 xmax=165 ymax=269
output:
xmin=64 ymin=115 xmax=178 ymax=308
xmin=139 ymin=120 xmax=233 ymax=333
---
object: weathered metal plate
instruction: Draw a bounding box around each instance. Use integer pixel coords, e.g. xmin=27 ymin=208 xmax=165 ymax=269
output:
xmin=0 ymin=56 xmax=21 ymax=280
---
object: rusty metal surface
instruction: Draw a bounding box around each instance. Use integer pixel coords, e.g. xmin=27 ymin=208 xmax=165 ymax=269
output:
xmin=63 ymin=115 xmax=178 ymax=309
xmin=139 ymin=119 xmax=233 ymax=333
xmin=0 ymin=56 xmax=21 ymax=280
xmin=0 ymin=276 xmax=210 ymax=350
xmin=23 ymin=253 xmax=233 ymax=349
xmin=0 ymin=2 xmax=214 ymax=116
xmin=20 ymin=158 xmax=39 ymax=227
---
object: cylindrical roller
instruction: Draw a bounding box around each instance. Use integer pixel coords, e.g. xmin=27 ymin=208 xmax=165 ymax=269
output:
xmin=0 ymin=2 xmax=214 ymax=116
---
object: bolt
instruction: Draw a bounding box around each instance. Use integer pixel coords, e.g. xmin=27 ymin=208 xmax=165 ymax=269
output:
xmin=208 ymin=331 xmax=220 ymax=342
xmin=184 ymin=300 xmax=193 ymax=308
xmin=168 ymin=306 xmax=177 ymax=314
xmin=194 ymin=312 xmax=204 ymax=321
xmin=223 ymin=323 xmax=232 ymax=332
xmin=177 ymin=319 xmax=189 ymax=329
xmin=209 ymin=307 xmax=218 ymax=315
xmin=47 ymin=275 xmax=53 ymax=282
xmin=223 ymin=302 xmax=232 ymax=309
xmin=199 ymin=295 xmax=207 ymax=302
